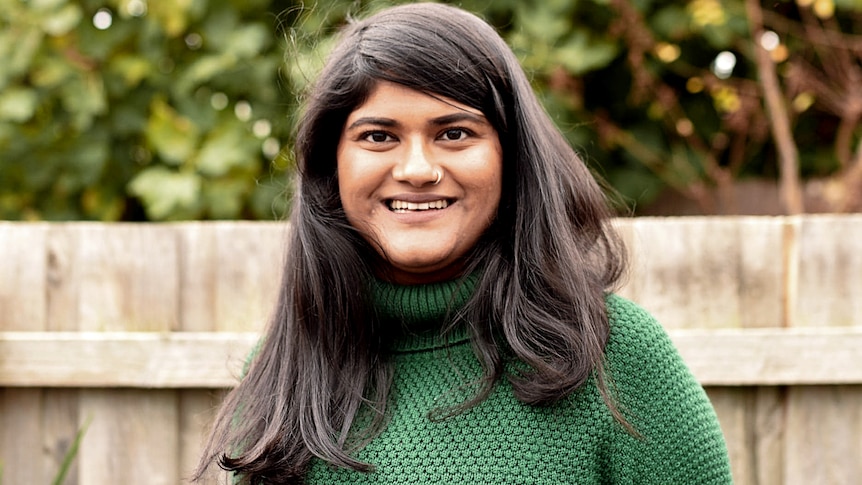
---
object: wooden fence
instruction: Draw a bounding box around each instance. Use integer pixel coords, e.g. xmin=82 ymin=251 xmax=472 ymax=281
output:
xmin=1 ymin=216 xmax=860 ymax=484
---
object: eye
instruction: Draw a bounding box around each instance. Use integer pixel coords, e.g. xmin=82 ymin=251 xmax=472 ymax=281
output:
xmin=361 ymin=131 xmax=394 ymax=143
xmin=440 ymin=128 xmax=468 ymax=141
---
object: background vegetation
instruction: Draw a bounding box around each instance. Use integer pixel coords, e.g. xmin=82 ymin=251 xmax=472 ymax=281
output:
xmin=1 ymin=0 xmax=861 ymax=221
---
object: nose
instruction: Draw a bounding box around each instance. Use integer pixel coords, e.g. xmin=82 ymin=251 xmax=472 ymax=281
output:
xmin=392 ymin=138 xmax=439 ymax=187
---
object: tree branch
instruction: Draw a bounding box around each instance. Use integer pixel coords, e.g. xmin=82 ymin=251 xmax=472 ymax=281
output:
xmin=746 ymin=0 xmax=805 ymax=214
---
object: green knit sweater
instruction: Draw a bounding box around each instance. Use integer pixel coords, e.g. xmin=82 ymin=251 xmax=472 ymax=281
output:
xmin=303 ymin=278 xmax=733 ymax=484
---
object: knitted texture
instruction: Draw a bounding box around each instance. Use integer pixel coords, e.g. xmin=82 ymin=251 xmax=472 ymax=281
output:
xmin=303 ymin=280 xmax=733 ymax=484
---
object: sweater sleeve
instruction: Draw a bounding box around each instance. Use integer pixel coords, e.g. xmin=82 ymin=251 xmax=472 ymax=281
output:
xmin=603 ymin=295 xmax=733 ymax=484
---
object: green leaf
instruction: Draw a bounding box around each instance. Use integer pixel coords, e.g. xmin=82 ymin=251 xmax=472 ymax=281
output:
xmin=0 ymin=27 xmax=44 ymax=89
xmin=108 ymin=89 xmax=153 ymax=135
xmin=202 ymin=177 xmax=250 ymax=219
xmin=515 ymin=2 xmax=572 ymax=43
xmin=65 ymin=135 xmax=109 ymax=187
xmin=128 ymin=167 xmax=202 ymax=220
xmin=250 ymin=176 xmax=290 ymax=220
xmin=29 ymin=54 xmax=75 ymax=88
xmin=148 ymin=0 xmax=195 ymax=37
xmin=175 ymin=54 xmax=236 ymax=93
xmin=0 ymin=87 xmax=39 ymax=122
xmin=145 ymin=97 xmax=200 ymax=165
xmin=834 ymin=0 xmax=862 ymax=10
xmin=651 ymin=5 xmax=692 ymax=39
xmin=40 ymin=3 xmax=82 ymax=36
xmin=30 ymin=0 xmax=66 ymax=10
xmin=701 ymin=23 xmax=737 ymax=49
xmin=608 ymin=166 xmax=665 ymax=207
xmin=81 ymin=186 xmax=126 ymax=221
xmin=60 ymin=72 xmax=108 ymax=130
xmin=109 ymin=55 xmax=153 ymax=88
xmin=554 ymin=30 xmax=620 ymax=75
xmin=193 ymin=120 xmax=256 ymax=177
xmin=225 ymin=24 xmax=270 ymax=58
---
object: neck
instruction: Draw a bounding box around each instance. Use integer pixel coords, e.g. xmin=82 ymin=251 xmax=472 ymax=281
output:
xmin=370 ymin=272 xmax=479 ymax=351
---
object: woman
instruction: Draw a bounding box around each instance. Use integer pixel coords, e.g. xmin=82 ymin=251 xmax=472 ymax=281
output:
xmin=195 ymin=3 xmax=732 ymax=484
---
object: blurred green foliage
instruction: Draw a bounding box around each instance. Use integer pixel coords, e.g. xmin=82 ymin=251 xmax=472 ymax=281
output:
xmin=0 ymin=0 xmax=293 ymax=220
xmin=1 ymin=0 xmax=860 ymax=220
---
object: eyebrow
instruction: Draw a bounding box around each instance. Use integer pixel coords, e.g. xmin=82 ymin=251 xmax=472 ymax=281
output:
xmin=344 ymin=112 xmax=488 ymax=131
xmin=428 ymin=112 xmax=487 ymax=127
xmin=345 ymin=117 xmax=399 ymax=131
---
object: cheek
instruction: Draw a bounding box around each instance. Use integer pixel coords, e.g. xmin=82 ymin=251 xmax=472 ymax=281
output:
xmin=482 ymin=184 xmax=503 ymax=225
xmin=337 ymin=145 xmax=385 ymax=194
xmin=337 ymin=153 xmax=384 ymax=236
xmin=337 ymin=179 xmax=366 ymax=230
xmin=474 ymin=150 xmax=503 ymax=216
xmin=336 ymin=146 xmax=364 ymax=209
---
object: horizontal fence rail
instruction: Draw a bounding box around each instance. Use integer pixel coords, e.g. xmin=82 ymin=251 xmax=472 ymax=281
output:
xmin=2 ymin=328 xmax=862 ymax=388
xmin=1 ymin=216 xmax=861 ymax=485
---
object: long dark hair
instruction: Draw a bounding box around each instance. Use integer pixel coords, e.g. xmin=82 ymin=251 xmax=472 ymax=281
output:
xmin=194 ymin=3 xmax=627 ymax=483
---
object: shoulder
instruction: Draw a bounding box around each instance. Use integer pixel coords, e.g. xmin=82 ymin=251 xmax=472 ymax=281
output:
xmin=602 ymin=293 xmax=703 ymax=404
xmin=603 ymin=294 xmax=678 ymax=368
xmin=600 ymin=294 xmax=733 ymax=483
xmin=604 ymin=293 xmax=659 ymax=335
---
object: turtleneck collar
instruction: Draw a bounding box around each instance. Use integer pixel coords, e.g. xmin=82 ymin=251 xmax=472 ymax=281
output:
xmin=370 ymin=273 xmax=478 ymax=353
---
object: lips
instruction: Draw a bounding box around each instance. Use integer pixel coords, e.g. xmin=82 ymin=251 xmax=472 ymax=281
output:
xmin=388 ymin=199 xmax=450 ymax=211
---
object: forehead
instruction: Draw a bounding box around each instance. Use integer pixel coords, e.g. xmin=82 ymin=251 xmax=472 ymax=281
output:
xmin=346 ymin=81 xmax=484 ymax=120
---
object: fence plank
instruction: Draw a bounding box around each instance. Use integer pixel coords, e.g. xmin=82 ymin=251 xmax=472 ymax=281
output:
xmin=0 ymin=224 xmax=50 ymax=483
xmin=0 ymin=223 xmax=48 ymax=329
xmin=44 ymin=225 xmax=86 ymax=485
xmin=0 ymin=389 xmax=47 ymax=483
xmin=618 ymin=216 xmax=788 ymax=329
xmin=176 ymin=222 xmax=283 ymax=328
xmin=737 ymin=217 xmax=788 ymax=328
xmin=176 ymin=222 xmax=285 ymax=333
xmin=718 ymin=218 xmax=784 ymax=484
xmin=795 ymin=215 xmax=862 ymax=328
xmin=42 ymin=388 xmax=82 ymax=485
xmin=751 ymin=387 xmax=786 ymax=485
xmin=618 ymin=217 xmax=743 ymax=329
xmin=175 ymin=223 xmax=282 ymax=483
xmin=79 ymin=390 xmax=180 ymax=485
xmin=179 ymin=390 xmax=230 ymax=483
xmin=68 ymin=225 xmax=183 ymax=485
xmin=74 ymin=224 xmax=180 ymax=332
xmin=705 ymin=388 xmax=753 ymax=485
xmin=784 ymin=215 xmax=862 ymax=485
xmin=212 ymin=222 xmax=285 ymax=331
xmin=784 ymin=385 xmax=862 ymax=485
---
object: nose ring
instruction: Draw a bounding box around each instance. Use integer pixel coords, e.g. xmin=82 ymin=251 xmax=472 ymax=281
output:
xmin=433 ymin=169 xmax=442 ymax=185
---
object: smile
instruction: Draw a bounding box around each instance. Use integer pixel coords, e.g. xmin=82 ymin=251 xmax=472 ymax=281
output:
xmin=388 ymin=199 xmax=450 ymax=212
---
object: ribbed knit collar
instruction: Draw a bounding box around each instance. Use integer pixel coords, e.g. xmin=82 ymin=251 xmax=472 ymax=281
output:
xmin=370 ymin=273 xmax=478 ymax=353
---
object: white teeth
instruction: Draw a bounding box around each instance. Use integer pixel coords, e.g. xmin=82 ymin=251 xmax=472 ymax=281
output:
xmin=389 ymin=199 xmax=449 ymax=211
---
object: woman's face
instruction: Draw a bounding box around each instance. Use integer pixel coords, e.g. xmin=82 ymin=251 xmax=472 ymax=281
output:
xmin=337 ymin=81 xmax=503 ymax=284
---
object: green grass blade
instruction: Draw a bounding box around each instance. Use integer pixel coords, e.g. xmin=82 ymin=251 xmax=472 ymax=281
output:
xmin=52 ymin=416 xmax=92 ymax=485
